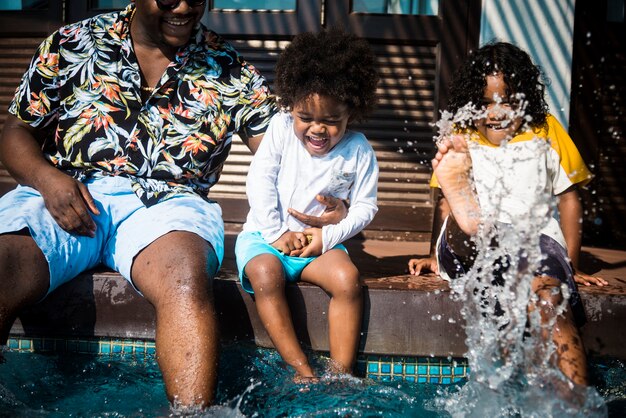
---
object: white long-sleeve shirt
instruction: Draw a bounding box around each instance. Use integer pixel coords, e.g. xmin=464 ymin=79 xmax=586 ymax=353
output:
xmin=243 ymin=112 xmax=379 ymax=253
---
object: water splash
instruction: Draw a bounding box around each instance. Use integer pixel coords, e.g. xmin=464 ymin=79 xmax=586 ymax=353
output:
xmin=433 ymin=102 xmax=607 ymax=417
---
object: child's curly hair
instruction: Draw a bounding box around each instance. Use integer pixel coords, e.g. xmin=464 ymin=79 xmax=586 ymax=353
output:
xmin=274 ymin=28 xmax=379 ymax=123
xmin=448 ymin=41 xmax=549 ymax=130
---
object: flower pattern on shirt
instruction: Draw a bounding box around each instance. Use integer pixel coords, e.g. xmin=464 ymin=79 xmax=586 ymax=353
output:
xmin=9 ymin=4 xmax=276 ymax=206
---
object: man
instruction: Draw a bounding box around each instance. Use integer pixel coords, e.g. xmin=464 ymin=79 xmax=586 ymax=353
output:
xmin=0 ymin=0 xmax=275 ymax=409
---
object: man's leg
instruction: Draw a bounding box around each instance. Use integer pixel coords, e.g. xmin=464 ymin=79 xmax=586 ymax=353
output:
xmin=0 ymin=232 xmax=49 ymax=346
xmin=130 ymin=231 xmax=219 ymax=409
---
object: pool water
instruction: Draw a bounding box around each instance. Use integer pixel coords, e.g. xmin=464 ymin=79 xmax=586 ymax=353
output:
xmin=0 ymin=343 xmax=624 ymax=417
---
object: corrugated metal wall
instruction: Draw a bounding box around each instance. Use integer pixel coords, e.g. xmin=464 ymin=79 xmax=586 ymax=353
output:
xmin=211 ymin=40 xmax=435 ymax=207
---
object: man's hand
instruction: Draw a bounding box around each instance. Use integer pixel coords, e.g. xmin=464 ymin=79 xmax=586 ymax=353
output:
xmin=38 ymin=171 xmax=100 ymax=237
xmin=407 ymin=257 xmax=439 ymax=276
xmin=271 ymin=231 xmax=309 ymax=255
xmin=288 ymin=195 xmax=348 ymax=228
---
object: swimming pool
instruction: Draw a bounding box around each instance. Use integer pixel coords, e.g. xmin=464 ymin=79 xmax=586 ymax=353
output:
xmin=1 ymin=341 xmax=624 ymax=417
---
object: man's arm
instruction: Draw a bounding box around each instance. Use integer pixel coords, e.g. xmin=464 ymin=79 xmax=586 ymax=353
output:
xmin=242 ymin=133 xmax=264 ymax=155
xmin=0 ymin=115 xmax=99 ymax=236
xmin=288 ymin=195 xmax=348 ymax=227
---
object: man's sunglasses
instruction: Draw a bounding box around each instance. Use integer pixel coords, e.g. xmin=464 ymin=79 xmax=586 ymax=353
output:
xmin=156 ymin=0 xmax=207 ymax=11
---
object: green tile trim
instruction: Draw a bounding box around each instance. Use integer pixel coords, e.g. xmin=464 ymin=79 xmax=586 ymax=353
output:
xmin=358 ymin=355 xmax=469 ymax=384
xmin=6 ymin=337 xmax=469 ymax=384
xmin=6 ymin=336 xmax=155 ymax=357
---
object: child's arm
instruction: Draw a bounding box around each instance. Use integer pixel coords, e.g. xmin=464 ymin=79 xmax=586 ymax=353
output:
xmin=408 ymin=190 xmax=449 ymax=275
xmin=245 ymin=115 xmax=291 ymax=243
xmin=271 ymin=231 xmax=310 ymax=255
xmin=558 ymin=187 xmax=608 ymax=286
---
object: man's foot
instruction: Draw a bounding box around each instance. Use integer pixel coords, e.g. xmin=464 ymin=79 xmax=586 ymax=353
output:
xmin=433 ymin=134 xmax=481 ymax=235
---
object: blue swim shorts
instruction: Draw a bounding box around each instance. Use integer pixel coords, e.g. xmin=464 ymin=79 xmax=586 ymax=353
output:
xmin=234 ymin=230 xmax=347 ymax=294
xmin=0 ymin=175 xmax=224 ymax=296
xmin=436 ymin=225 xmax=586 ymax=326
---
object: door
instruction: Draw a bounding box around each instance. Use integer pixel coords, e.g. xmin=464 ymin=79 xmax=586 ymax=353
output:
xmin=570 ymin=0 xmax=626 ymax=247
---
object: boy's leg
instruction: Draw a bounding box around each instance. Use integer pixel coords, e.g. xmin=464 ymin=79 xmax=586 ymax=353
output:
xmin=0 ymin=232 xmax=49 ymax=346
xmin=301 ymin=249 xmax=362 ymax=373
xmin=434 ymin=135 xmax=481 ymax=237
xmin=245 ymin=253 xmax=315 ymax=379
xmin=531 ymin=275 xmax=588 ymax=386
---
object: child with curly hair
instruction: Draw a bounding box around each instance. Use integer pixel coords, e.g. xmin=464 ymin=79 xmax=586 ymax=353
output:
xmin=235 ymin=29 xmax=379 ymax=381
xmin=407 ymin=41 xmax=607 ymax=386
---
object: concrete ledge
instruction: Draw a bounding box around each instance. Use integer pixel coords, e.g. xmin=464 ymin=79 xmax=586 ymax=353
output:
xmin=9 ymin=237 xmax=626 ymax=360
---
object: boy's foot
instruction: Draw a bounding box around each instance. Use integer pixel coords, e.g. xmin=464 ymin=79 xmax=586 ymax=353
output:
xmin=294 ymin=373 xmax=320 ymax=387
xmin=433 ymin=134 xmax=481 ymax=235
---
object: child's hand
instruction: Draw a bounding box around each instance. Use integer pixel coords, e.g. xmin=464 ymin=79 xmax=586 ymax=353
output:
xmin=408 ymin=257 xmax=439 ymax=276
xmin=271 ymin=231 xmax=309 ymax=255
xmin=298 ymin=228 xmax=322 ymax=258
xmin=573 ymin=268 xmax=609 ymax=287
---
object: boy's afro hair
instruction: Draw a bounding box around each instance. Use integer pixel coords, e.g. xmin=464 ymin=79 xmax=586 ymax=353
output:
xmin=448 ymin=41 xmax=549 ymax=129
xmin=274 ymin=28 xmax=379 ymax=122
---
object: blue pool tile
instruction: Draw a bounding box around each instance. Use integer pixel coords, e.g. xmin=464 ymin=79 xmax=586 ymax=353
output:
xmin=19 ymin=339 xmax=33 ymax=350
xmin=442 ymin=366 xmax=451 ymax=375
xmin=393 ymin=363 xmax=403 ymax=374
xmin=429 ymin=366 xmax=440 ymax=375
xmin=368 ymin=363 xmax=379 ymax=373
xmin=100 ymin=343 xmax=111 ymax=354
xmin=418 ymin=376 xmax=427 ymax=383
xmin=381 ymin=363 xmax=391 ymax=374
xmin=418 ymin=365 xmax=427 ymax=375
xmin=8 ymin=339 xmax=19 ymax=349
xmin=429 ymin=377 xmax=440 ymax=384
xmin=442 ymin=377 xmax=451 ymax=384
xmin=406 ymin=376 xmax=416 ymax=382
xmin=405 ymin=364 xmax=416 ymax=375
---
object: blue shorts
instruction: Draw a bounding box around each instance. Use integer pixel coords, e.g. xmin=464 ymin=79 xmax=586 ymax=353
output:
xmin=436 ymin=229 xmax=586 ymax=326
xmin=235 ymin=230 xmax=347 ymax=294
xmin=0 ymin=175 xmax=224 ymax=296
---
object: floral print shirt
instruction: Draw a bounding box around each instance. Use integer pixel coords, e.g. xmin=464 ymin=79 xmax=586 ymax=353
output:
xmin=9 ymin=4 xmax=276 ymax=206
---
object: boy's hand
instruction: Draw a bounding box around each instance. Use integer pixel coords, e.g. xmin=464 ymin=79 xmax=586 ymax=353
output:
xmin=298 ymin=228 xmax=323 ymax=258
xmin=573 ymin=268 xmax=608 ymax=287
xmin=408 ymin=257 xmax=439 ymax=276
xmin=271 ymin=231 xmax=309 ymax=255
xmin=288 ymin=195 xmax=348 ymax=227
